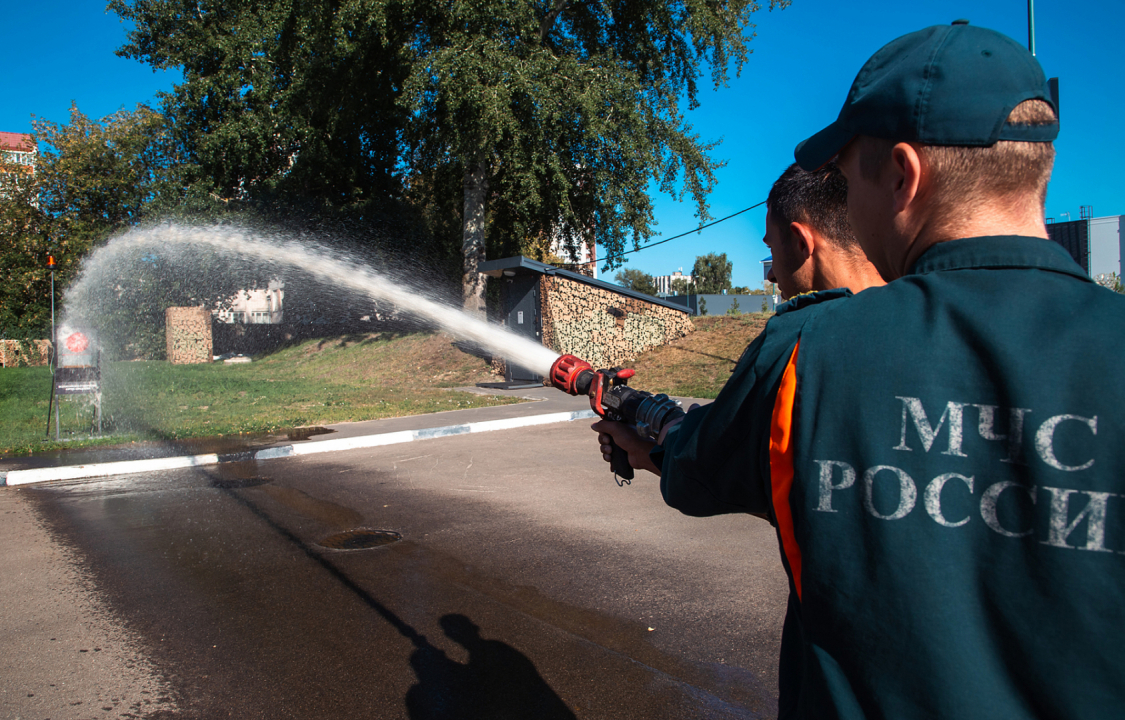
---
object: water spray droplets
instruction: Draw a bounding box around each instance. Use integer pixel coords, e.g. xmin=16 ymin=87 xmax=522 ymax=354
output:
xmin=63 ymin=223 xmax=560 ymax=377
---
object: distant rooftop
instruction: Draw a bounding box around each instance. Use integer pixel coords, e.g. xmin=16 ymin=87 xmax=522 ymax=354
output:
xmin=478 ymin=255 xmax=690 ymax=313
xmin=0 ymin=132 xmax=35 ymax=152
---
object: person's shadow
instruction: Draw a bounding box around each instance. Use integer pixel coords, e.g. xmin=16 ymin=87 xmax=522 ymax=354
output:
xmin=406 ymin=614 xmax=576 ymax=720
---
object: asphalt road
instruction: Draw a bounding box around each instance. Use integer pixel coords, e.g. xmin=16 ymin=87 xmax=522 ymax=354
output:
xmin=2 ymin=417 xmax=790 ymax=719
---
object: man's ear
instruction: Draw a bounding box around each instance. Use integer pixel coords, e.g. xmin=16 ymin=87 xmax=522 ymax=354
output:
xmin=890 ymin=142 xmax=924 ymax=214
xmin=788 ymin=221 xmax=816 ymax=261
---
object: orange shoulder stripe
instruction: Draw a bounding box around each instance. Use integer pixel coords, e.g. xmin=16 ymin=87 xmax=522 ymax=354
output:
xmin=769 ymin=341 xmax=803 ymax=601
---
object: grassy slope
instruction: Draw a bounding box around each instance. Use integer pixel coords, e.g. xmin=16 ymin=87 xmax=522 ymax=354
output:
xmin=0 ymin=332 xmax=513 ymax=457
xmin=625 ymin=314 xmax=771 ymax=399
xmin=1 ymin=316 xmax=775 ymax=456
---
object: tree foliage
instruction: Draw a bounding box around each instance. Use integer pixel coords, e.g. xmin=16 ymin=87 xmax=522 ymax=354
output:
xmin=692 ymin=252 xmax=733 ymax=294
xmin=35 ymin=104 xmax=185 ymax=247
xmin=110 ymin=0 xmax=786 ymax=309
xmin=109 ymin=0 xmax=408 ymax=206
xmin=399 ymin=0 xmax=782 ymax=309
xmin=0 ymin=162 xmax=53 ymax=340
xmin=0 ymin=104 xmax=184 ymax=340
xmin=614 ymin=268 xmax=659 ymax=296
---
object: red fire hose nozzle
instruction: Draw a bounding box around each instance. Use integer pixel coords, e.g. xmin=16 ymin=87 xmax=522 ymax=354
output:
xmin=548 ymin=354 xmax=593 ymax=396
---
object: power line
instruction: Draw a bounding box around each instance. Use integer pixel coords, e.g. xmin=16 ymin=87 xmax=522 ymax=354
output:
xmin=560 ymin=199 xmax=766 ymax=269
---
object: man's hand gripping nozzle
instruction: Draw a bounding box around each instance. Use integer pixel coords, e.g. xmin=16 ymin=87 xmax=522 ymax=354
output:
xmin=547 ymin=354 xmax=686 ymax=482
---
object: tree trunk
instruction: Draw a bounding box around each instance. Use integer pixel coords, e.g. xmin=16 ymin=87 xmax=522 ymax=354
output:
xmin=461 ymin=160 xmax=489 ymax=317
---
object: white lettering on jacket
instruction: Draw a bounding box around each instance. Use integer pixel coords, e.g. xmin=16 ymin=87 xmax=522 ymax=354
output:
xmin=973 ymin=405 xmax=1031 ymax=464
xmin=925 ymin=473 xmax=974 ymax=527
xmin=980 ymin=481 xmax=1035 ymax=537
xmin=863 ymin=466 xmax=917 ymax=520
xmin=815 ymin=460 xmax=856 ymax=513
xmin=1042 ymin=487 xmax=1112 ymax=552
xmin=894 ymin=398 xmax=967 ymax=456
xmin=1035 ymin=414 xmax=1097 ymax=471
xmin=810 ymin=465 xmax=1118 ymax=552
xmin=895 ymin=397 xmax=1034 ymax=461
xmin=802 ymin=398 xmax=1114 ymax=554
xmin=894 ymin=398 xmax=1096 ymax=473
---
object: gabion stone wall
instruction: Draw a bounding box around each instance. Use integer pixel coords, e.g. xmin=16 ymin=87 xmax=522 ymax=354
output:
xmin=0 ymin=339 xmax=51 ymax=367
xmin=539 ymin=276 xmax=692 ymax=368
xmin=165 ymin=307 xmax=213 ymax=364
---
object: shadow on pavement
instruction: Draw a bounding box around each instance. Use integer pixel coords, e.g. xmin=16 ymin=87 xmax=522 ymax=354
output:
xmin=208 ymin=466 xmax=576 ymax=719
xmin=407 ymin=613 xmax=575 ymax=720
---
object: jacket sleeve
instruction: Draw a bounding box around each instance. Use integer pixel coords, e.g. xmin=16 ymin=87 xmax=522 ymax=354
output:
xmin=654 ymin=292 xmax=849 ymax=517
xmin=655 ymin=331 xmax=776 ymax=516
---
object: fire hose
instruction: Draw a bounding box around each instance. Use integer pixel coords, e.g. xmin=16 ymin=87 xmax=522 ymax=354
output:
xmin=547 ymin=354 xmax=686 ymax=482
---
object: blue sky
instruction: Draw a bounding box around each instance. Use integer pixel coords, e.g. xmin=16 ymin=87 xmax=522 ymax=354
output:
xmin=3 ymin=1 xmax=1122 ymax=288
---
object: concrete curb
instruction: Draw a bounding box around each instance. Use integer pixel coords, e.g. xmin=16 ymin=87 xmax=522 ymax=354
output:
xmin=2 ymin=409 xmax=598 ymax=487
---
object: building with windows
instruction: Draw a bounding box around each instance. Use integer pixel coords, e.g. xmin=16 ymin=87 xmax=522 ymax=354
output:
xmin=549 ymin=234 xmax=598 ymax=278
xmin=214 ymin=281 xmax=285 ymax=324
xmin=654 ymin=269 xmax=693 ymax=295
xmin=0 ymin=132 xmax=36 ymax=200
xmin=0 ymin=132 xmax=36 ymax=172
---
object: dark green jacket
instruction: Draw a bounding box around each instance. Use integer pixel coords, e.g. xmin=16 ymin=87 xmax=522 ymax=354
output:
xmin=658 ymin=236 xmax=1125 ymax=719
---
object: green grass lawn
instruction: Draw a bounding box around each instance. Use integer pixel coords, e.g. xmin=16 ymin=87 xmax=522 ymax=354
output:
xmin=1 ymin=316 xmax=777 ymax=457
xmin=0 ymin=332 xmax=518 ymax=457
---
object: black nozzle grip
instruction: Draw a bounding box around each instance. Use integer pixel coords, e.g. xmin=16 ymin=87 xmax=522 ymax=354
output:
xmin=609 ymin=439 xmax=634 ymax=481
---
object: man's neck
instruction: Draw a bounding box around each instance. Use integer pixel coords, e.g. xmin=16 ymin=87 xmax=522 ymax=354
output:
xmin=815 ymin=247 xmax=888 ymax=293
xmin=898 ymin=204 xmax=1049 ymax=277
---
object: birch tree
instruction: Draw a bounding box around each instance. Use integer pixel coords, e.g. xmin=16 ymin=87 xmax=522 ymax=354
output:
xmin=112 ymin=0 xmax=786 ymax=315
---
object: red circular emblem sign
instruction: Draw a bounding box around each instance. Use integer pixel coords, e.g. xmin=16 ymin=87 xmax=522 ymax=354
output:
xmin=66 ymin=333 xmax=89 ymax=353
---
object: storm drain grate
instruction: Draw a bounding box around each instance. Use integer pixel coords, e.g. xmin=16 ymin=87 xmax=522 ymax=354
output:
xmin=317 ymin=529 xmax=402 ymax=550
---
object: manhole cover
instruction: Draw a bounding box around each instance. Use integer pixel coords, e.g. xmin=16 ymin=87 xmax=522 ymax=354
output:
xmin=317 ymin=529 xmax=402 ymax=550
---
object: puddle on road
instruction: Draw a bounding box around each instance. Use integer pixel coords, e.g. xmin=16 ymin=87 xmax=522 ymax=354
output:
xmin=254 ymin=485 xmax=365 ymax=528
xmin=285 ymin=427 xmax=334 ymax=441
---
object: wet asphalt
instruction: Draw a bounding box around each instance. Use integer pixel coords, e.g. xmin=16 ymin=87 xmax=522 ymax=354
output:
xmin=5 ymin=399 xmax=790 ymax=719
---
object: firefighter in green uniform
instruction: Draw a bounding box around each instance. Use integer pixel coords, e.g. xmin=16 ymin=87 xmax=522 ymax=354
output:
xmin=594 ymin=21 xmax=1125 ymax=719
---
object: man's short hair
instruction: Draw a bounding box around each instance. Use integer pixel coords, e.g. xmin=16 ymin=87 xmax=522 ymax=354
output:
xmin=767 ymin=162 xmax=857 ymax=250
xmin=858 ymin=99 xmax=1057 ymax=215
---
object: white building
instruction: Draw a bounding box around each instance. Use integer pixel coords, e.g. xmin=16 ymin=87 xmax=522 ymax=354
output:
xmin=1047 ymin=211 xmax=1123 ymax=284
xmin=214 ymin=280 xmax=285 ymax=324
xmin=550 ymin=234 xmax=598 ymax=278
xmin=655 ymin=269 xmax=693 ymax=295
xmin=1089 ymin=214 xmax=1123 ymax=281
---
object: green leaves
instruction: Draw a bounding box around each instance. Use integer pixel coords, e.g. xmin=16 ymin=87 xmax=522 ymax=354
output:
xmin=398 ymin=0 xmax=781 ymax=269
xmin=692 ymin=251 xmax=733 ymax=294
xmin=113 ymin=0 xmax=409 ymax=204
xmin=615 ymin=268 xmax=659 ymax=296
xmin=103 ymin=0 xmax=782 ymax=287
xmin=0 ymin=104 xmax=186 ymax=340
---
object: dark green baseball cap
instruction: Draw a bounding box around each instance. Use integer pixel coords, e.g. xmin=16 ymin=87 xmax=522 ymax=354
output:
xmin=795 ymin=20 xmax=1059 ymax=171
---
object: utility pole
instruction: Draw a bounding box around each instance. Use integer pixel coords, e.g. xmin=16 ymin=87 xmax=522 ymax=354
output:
xmin=44 ymin=253 xmax=59 ymax=440
xmin=1027 ymin=1 xmax=1060 ymax=119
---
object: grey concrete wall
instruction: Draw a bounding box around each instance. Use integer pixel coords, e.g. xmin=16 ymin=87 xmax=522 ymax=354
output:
xmin=662 ymin=294 xmax=779 ymax=316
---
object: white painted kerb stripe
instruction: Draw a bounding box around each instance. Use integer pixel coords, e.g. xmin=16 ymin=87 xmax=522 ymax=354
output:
xmin=5 ymin=454 xmax=221 ymax=486
xmin=2 ymin=409 xmax=598 ymax=486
